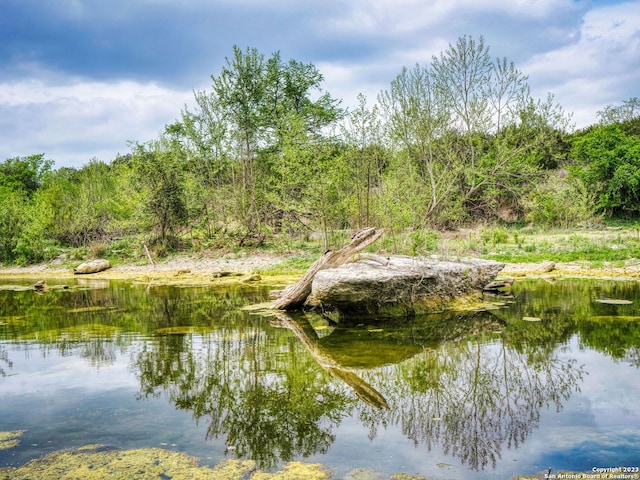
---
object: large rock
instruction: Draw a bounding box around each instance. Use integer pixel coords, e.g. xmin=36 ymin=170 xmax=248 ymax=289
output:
xmin=309 ymin=255 xmax=504 ymax=318
xmin=73 ymin=259 xmax=111 ymax=274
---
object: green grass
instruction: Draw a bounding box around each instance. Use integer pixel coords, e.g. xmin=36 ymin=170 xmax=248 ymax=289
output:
xmin=4 ymin=222 xmax=640 ymax=272
xmin=461 ymin=226 xmax=640 ymax=264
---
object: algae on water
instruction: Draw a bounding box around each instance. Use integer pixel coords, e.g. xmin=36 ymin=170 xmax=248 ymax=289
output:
xmin=0 ymin=445 xmax=335 ymax=480
xmin=0 ymin=430 xmax=25 ymax=450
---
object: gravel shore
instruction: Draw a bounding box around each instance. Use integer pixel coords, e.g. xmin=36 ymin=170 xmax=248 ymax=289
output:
xmin=2 ymin=253 xmax=640 ymax=281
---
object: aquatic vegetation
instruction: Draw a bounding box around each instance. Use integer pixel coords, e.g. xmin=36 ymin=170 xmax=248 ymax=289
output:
xmin=251 ymin=461 xmax=331 ymax=479
xmin=0 ymin=444 xmax=339 ymax=480
xmin=0 ymin=430 xmax=25 ymax=450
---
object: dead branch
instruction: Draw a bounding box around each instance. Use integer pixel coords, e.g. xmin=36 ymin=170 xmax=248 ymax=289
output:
xmin=271 ymin=227 xmax=383 ymax=310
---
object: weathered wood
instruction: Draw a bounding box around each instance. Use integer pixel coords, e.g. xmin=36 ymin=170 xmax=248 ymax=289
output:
xmin=271 ymin=227 xmax=383 ymax=310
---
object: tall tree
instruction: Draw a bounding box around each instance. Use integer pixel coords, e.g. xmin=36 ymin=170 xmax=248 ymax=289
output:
xmin=341 ymin=94 xmax=387 ymax=228
xmin=571 ymin=124 xmax=640 ymax=216
xmin=0 ymin=154 xmax=53 ymax=196
xmin=179 ymin=46 xmax=343 ymax=240
xmin=132 ymin=138 xmax=189 ymax=245
xmin=430 ymin=35 xmax=567 ymax=220
xmin=379 ymin=63 xmax=456 ymax=226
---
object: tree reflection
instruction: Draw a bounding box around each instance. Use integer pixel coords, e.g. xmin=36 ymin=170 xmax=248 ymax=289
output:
xmin=366 ymin=340 xmax=584 ymax=470
xmin=133 ymin=320 xmax=353 ymax=468
xmin=0 ymin=345 xmax=11 ymax=377
xmin=132 ymin=307 xmax=585 ymax=471
xmin=6 ymin=278 xmax=625 ymax=471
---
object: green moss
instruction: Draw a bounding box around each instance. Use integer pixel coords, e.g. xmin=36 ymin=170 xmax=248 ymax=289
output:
xmin=589 ymin=315 xmax=640 ymax=322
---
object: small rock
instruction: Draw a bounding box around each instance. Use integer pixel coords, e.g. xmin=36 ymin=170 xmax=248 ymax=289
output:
xmin=244 ymin=274 xmax=261 ymax=282
xmin=540 ymin=260 xmax=555 ymax=273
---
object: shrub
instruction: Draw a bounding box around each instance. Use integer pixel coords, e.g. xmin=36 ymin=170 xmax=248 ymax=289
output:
xmin=525 ymin=175 xmax=598 ymax=228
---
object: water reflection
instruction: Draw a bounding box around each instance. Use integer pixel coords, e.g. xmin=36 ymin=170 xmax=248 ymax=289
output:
xmin=1 ymin=278 xmax=639 ymax=474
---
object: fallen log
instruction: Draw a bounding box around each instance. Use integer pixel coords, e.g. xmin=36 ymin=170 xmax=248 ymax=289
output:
xmin=271 ymin=227 xmax=383 ymax=310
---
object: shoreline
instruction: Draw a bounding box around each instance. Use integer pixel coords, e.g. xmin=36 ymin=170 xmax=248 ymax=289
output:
xmin=2 ymin=253 xmax=640 ymax=282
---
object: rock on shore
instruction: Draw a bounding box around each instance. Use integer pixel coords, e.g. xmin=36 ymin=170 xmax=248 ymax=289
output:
xmin=73 ymin=259 xmax=112 ymax=274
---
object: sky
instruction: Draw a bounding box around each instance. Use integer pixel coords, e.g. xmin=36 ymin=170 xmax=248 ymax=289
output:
xmin=1 ymin=0 xmax=639 ymax=169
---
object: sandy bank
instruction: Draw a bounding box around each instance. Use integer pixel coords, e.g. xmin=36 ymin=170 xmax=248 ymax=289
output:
xmin=2 ymin=254 xmax=640 ymax=282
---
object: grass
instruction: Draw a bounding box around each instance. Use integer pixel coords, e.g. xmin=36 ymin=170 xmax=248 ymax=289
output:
xmin=3 ymin=221 xmax=640 ymax=274
xmin=475 ymin=227 xmax=640 ymax=264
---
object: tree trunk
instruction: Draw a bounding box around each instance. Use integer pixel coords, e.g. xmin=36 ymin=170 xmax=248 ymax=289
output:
xmin=271 ymin=227 xmax=383 ymax=310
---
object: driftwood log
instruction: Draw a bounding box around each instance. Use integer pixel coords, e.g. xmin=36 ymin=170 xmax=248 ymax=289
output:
xmin=271 ymin=227 xmax=383 ymax=310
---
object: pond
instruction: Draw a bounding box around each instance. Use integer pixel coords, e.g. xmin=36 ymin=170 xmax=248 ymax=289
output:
xmin=0 ymin=275 xmax=639 ymax=479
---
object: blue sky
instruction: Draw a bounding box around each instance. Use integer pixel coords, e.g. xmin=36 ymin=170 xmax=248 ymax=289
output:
xmin=1 ymin=0 xmax=639 ymax=168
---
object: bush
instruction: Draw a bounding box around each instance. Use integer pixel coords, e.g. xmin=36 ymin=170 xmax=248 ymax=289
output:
xmin=525 ymin=175 xmax=598 ymax=228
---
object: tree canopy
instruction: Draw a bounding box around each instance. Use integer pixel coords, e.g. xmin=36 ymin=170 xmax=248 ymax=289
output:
xmin=0 ymin=40 xmax=637 ymax=265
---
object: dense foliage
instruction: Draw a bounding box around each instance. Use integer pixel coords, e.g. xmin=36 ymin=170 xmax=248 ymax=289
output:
xmin=1 ymin=38 xmax=638 ymax=265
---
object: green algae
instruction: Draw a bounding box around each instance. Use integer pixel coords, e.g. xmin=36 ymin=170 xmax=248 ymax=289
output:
xmin=0 ymin=430 xmax=25 ymax=450
xmin=250 ymin=461 xmax=331 ymax=479
xmin=589 ymin=315 xmax=640 ymax=322
xmin=0 ymin=443 xmax=432 ymax=480
xmin=0 ymin=444 xmax=339 ymax=480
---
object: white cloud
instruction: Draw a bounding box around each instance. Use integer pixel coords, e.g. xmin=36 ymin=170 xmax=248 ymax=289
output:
xmin=329 ymin=0 xmax=580 ymax=36
xmin=1 ymin=0 xmax=638 ymax=167
xmin=524 ymin=1 xmax=640 ymax=127
xmin=0 ymin=78 xmax=194 ymax=167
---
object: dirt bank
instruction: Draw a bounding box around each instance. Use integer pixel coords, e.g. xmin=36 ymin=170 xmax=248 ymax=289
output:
xmin=2 ymin=254 xmax=640 ymax=283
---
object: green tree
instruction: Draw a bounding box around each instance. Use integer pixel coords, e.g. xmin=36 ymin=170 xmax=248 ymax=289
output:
xmin=0 ymin=153 xmax=53 ymax=196
xmin=340 ymin=94 xmax=387 ymax=229
xmin=379 ymin=63 xmax=457 ymax=227
xmin=571 ymin=124 xmax=640 ymax=216
xmin=597 ymin=97 xmax=640 ymax=125
xmin=37 ymin=160 xmax=137 ymax=247
xmin=131 ymin=139 xmax=190 ymax=246
xmin=0 ymin=154 xmax=53 ymax=263
xmin=432 ymin=36 xmax=524 ymax=208
xmin=179 ymin=46 xmax=344 ymax=241
xmin=0 ymin=186 xmax=26 ymax=262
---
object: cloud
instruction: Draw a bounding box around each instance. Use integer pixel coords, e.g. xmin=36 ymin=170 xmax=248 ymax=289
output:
xmin=524 ymin=1 xmax=640 ymax=127
xmin=0 ymin=78 xmax=192 ymax=168
xmin=0 ymin=0 xmax=638 ymax=167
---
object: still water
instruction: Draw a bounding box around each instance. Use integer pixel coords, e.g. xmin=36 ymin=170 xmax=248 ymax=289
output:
xmin=0 ymin=276 xmax=639 ymax=478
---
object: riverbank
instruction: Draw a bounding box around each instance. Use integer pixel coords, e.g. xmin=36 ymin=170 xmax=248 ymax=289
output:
xmin=2 ymin=252 xmax=640 ymax=283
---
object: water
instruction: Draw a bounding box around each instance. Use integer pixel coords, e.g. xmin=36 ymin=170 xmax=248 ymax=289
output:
xmin=1 ymin=276 xmax=639 ymax=478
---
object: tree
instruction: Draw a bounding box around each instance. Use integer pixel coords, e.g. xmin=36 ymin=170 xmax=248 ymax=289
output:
xmin=0 ymin=154 xmax=52 ymax=196
xmin=379 ymin=63 xmax=457 ymax=227
xmin=431 ymin=35 xmax=527 ymax=201
xmin=178 ymin=46 xmax=344 ymax=240
xmin=340 ymin=94 xmax=387 ymax=228
xmin=0 ymin=186 xmax=25 ymax=262
xmin=571 ymin=124 xmax=640 ymax=216
xmin=131 ymin=139 xmax=190 ymax=245
xmin=597 ymin=97 xmax=640 ymax=125
xmin=428 ymin=35 xmax=570 ymax=220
